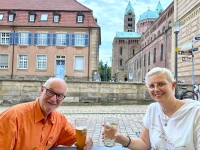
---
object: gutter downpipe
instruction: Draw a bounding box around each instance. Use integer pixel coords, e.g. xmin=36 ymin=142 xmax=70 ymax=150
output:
xmin=11 ymin=25 xmax=15 ymax=79
xmin=88 ymin=26 xmax=91 ymax=81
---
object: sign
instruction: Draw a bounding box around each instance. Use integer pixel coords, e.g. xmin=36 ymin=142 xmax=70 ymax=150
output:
xmin=178 ymin=51 xmax=192 ymax=55
xmin=194 ymin=36 xmax=200 ymax=41
xmin=181 ymin=42 xmax=192 ymax=50
xmin=188 ymin=47 xmax=199 ymax=52
xmin=129 ymin=72 xmax=133 ymax=80
xmin=182 ymin=57 xmax=192 ymax=62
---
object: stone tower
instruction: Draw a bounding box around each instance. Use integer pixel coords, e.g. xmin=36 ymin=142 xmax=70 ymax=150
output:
xmin=124 ymin=1 xmax=135 ymax=32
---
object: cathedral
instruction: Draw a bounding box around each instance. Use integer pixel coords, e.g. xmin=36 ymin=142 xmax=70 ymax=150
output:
xmin=111 ymin=0 xmax=200 ymax=84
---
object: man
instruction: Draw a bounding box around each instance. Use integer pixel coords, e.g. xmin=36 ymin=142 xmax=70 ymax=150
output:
xmin=0 ymin=77 xmax=93 ymax=150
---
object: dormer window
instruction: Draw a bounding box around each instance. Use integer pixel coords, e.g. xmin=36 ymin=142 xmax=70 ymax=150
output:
xmin=0 ymin=14 xmax=4 ymax=21
xmin=40 ymin=14 xmax=48 ymax=22
xmin=29 ymin=10 xmax=36 ymax=22
xmin=8 ymin=10 xmax=16 ymax=22
xmin=76 ymin=11 xmax=84 ymax=23
xmin=53 ymin=11 xmax=60 ymax=23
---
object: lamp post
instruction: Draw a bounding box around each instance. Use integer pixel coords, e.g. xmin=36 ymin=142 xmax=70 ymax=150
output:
xmin=169 ymin=21 xmax=185 ymax=98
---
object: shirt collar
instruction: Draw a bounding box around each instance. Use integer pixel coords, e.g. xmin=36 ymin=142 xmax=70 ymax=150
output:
xmin=34 ymin=99 xmax=55 ymax=124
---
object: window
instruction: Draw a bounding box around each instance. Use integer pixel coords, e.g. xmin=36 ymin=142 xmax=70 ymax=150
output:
xmin=76 ymin=11 xmax=84 ymax=23
xmin=77 ymin=16 xmax=83 ymax=22
xmin=128 ymin=23 xmax=132 ymax=27
xmin=30 ymin=15 xmax=35 ymax=22
xmin=53 ymin=11 xmax=60 ymax=23
xmin=128 ymin=18 xmax=132 ymax=21
xmin=160 ymin=44 xmax=163 ymax=61
xmin=0 ymin=33 xmax=10 ymax=44
xmin=148 ymin=52 xmax=150 ymax=66
xmin=72 ymin=34 xmax=89 ymax=46
xmin=40 ymin=14 xmax=48 ymax=21
xmin=19 ymin=33 xmax=28 ymax=45
xmin=18 ymin=55 xmax=28 ymax=69
xmin=120 ymin=47 xmax=122 ymax=55
xmin=29 ymin=10 xmax=36 ymax=22
xmin=37 ymin=55 xmax=46 ymax=70
xmin=56 ymin=34 xmax=66 ymax=46
xmin=8 ymin=10 xmax=16 ymax=22
xmin=132 ymin=49 xmax=135 ymax=55
xmin=128 ymin=13 xmax=132 ymax=15
xmin=120 ymin=59 xmax=122 ymax=66
xmin=154 ymin=48 xmax=156 ymax=63
xmin=0 ymin=14 xmax=3 ymax=20
xmin=33 ymin=33 xmax=51 ymax=46
xmin=74 ymin=56 xmax=84 ymax=71
xmin=144 ymin=54 xmax=146 ymax=67
xmin=0 ymin=54 xmax=8 ymax=69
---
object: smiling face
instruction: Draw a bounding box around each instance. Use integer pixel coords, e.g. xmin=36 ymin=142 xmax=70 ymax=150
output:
xmin=147 ymin=72 xmax=176 ymax=103
xmin=38 ymin=78 xmax=67 ymax=118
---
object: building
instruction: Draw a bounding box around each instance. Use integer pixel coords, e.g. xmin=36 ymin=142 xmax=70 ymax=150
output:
xmin=112 ymin=0 xmax=200 ymax=84
xmin=0 ymin=0 xmax=101 ymax=81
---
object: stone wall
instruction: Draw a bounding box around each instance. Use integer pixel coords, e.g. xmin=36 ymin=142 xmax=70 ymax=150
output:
xmin=0 ymin=80 xmax=193 ymax=106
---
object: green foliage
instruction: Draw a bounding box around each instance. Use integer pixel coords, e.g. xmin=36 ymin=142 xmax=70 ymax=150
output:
xmin=98 ymin=60 xmax=111 ymax=81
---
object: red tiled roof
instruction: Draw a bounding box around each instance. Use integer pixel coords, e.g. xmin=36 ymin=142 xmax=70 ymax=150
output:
xmin=0 ymin=0 xmax=99 ymax=28
xmin=0 ymin=0 xmax=91 ymax=11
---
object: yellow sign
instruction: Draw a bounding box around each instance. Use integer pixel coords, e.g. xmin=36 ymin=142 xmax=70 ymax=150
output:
xmin=175 ymin=47 xmax=179 ymax=52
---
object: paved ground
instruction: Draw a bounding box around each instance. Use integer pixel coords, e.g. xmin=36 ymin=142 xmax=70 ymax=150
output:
xmin=0 ymin=105 xmax=148 ymax=147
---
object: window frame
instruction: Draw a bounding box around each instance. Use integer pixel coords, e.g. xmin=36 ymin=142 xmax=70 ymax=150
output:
xmin=0 ymin=54 xmax=9 ymax=69
xmin=18 ymin=54 xmax=28 ymax=69
xmin=0 ymin=32 xmax=10 ymax=45
xmin=36 ymin=55 xmax=47 ymax=70
xmin=0 ymin=14 xmax=4 ymax=20
xmin=56 ymin=33 xmax=66 ymax=46
xmin=40 ymin=14 xmax=48 ymax=22
xmin=74 ymin=56 xmax=84 ymax=72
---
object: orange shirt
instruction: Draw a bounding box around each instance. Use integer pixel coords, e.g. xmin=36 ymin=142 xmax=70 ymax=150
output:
xmin=0 ymin=99 xmax=76 ymax=150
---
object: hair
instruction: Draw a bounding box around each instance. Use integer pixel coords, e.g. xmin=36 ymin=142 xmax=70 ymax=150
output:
xmin=145 ymin=67 xmax=175 ymax=86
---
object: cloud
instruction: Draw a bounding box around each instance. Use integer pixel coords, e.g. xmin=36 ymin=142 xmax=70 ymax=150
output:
xmin=77 ymin=0 xmax=173 ymax=66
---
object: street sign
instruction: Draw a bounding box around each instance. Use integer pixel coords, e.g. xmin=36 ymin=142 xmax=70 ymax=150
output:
xmin=181 ymin=42 xmax=192 ymax=50
xmin=178 ymin=51 xmax=192 ymax=55
xmin=182 ymin=57 xmax=192 ymax=62
xmin=188 ymin=47 xmax=199 ymax=52
xmin=194 ymin=36 xmax=200 ymax=41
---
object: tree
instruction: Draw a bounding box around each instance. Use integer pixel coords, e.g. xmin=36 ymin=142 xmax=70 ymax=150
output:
xmin=98 ymin=61 xmax=111 ymax=81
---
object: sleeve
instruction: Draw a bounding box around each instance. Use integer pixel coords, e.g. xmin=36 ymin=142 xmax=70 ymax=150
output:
xmin=194 ymin=108 xmax=200 ymax=149
xmin=0 ymin=109 xmax=17 ymax=149
xmin=53 ymin=115 xmax=76 ymax=146
xmin=143 ymin=104 xmax=153 ymax=130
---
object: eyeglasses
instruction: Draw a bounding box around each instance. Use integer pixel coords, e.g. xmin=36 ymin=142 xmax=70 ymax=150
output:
xmin=44 ymin=86 xmax=66 ymax=101
xmin=147 ymin=82 xmax=169 ymax=91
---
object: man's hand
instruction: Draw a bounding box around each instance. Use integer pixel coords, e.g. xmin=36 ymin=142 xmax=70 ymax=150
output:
xmin=83 ymin=136 xmax=93 ymax=150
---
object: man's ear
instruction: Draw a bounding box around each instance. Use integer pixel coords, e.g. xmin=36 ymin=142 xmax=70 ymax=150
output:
xmin=40 ymin=86 xmax=45 ymax=95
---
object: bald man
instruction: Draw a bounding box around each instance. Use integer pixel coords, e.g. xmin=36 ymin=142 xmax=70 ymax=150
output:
xmin=0 ymin=77 xmax=93 ymax=150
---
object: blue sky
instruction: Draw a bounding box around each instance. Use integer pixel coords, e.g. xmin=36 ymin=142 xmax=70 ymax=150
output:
xmin=77 ymin=0 xmax=173 ymax=66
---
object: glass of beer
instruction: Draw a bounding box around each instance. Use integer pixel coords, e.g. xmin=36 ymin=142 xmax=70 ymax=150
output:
xmin=75 ymin=118 xmax=87 ymax=150
xmin=104 ymin=117 xmax=118 ymax=147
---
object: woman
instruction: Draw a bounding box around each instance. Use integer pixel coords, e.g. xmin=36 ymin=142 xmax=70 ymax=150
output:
xmin=115 ymin=67 xmax=200 ymax=149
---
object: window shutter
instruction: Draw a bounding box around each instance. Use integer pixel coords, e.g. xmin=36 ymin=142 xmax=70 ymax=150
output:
xmin=85 ymin=34 xmax=89 ymax=46
xmin=9 ymin=32 xmax=14 ymax=44
xmin=66 ymin=34 xmax=70 ymax=46
xmin=14 ymin=32 xmax=18 ymax=44
xmin=47 ymin=33 xmax=51 ymax=45
xmin=28 ymin=33 xmax=32 ymax=45
xmin=34 ymin=33 xmax=38 ymax=45
xmin=52 ymin=33 xmax=56 ymax=46
xmin=71 ymin=34 xmax=75 ymax=46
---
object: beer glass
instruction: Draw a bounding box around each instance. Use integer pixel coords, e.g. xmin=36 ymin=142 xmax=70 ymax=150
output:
xmin=75 ymin=118 xmax=87 ymax=150
xmin=104 ymin=117 xmax=118 ymax=147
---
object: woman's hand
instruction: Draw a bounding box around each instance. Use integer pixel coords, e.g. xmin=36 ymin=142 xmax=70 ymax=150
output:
xmin=83 ymin=136 xmax=93 ymax=150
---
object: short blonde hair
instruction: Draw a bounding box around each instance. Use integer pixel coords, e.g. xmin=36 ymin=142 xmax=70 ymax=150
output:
xmin=145 ymin=67 xmax=175 ymax=86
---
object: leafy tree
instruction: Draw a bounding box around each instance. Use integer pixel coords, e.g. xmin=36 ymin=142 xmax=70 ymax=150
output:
xmin=98 ymin=61 xmax=111 ymax=81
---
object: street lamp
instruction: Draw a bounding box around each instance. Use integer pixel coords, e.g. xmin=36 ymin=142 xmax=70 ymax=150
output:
xmin=169 ymin=21 xmax=185 ymax=98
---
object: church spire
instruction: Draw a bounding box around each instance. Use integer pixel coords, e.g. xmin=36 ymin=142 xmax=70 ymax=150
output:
xmin=124 ymin=1 xmax=135 ymax=15
xmin=155 ymin=1 xmax=163 ymax=15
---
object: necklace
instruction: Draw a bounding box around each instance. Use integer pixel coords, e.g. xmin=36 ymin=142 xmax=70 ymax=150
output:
xmin=164 ymin=100 xmax=177 ymax=126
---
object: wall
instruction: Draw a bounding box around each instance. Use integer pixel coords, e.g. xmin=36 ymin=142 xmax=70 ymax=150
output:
xmin=0 ymin=80 xmax=193 ymax=106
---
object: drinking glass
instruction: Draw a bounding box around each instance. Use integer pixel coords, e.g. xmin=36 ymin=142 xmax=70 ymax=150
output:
xmin=75 ymin=118 xmax=87 ymax=150
xmin=104 ymin=117 xmax=118 ymax=147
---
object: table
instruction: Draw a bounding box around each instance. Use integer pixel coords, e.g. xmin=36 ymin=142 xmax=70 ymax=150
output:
xmin=50 ymin=146 xmax=129 ymax=150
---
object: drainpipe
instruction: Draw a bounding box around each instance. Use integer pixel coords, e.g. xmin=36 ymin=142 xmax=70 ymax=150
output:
xmin=164 ymin=27 xmax=167 ymax=68
xmin=88 ymin=26 xmax=91 ymax=81
xmin=11 ymin=25 xmax=15 ymax=79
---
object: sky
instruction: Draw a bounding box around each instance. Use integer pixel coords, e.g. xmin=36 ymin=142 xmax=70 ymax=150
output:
xmin=77 ymin=0 xmax=173 ymax=66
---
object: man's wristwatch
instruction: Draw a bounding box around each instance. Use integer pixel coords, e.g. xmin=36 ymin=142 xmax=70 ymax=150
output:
xmin=122 ymin=136 xmax=131 ymax=148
